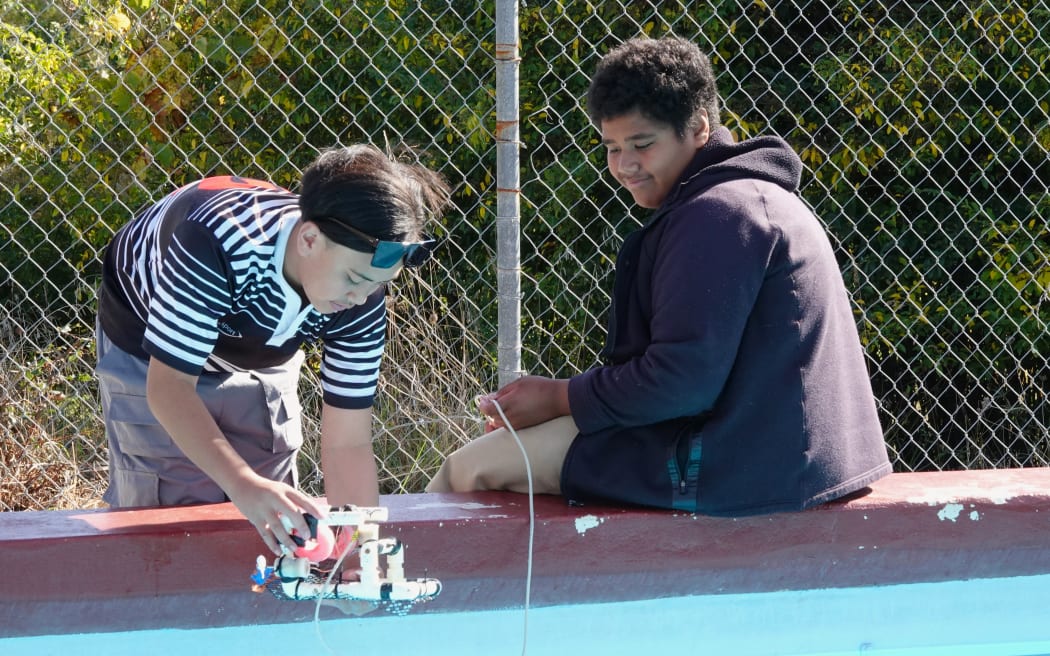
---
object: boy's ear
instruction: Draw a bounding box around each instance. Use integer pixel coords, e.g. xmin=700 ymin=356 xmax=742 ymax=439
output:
xmin=692 ymin=109 xmax=712 ymax=148
xmin=296 ymin=221 xmax=323 ymax=255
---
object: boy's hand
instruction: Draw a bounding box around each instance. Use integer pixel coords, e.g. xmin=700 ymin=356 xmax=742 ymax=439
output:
xmin=477 ymin=376 xmax=570 ymax=431
xmin=227 ymin=474 xmax=328 ymax=556
xmin=476 ymin=393 xmax=501 ymax=432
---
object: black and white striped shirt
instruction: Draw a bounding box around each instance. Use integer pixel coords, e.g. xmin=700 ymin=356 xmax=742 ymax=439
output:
xmin=99 ymin=176 xmax=385 ymax=409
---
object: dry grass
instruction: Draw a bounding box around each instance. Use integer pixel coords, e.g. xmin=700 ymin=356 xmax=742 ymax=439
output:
xmin=1 ymin=319 xmax=107 ymax=510
xmin=371 ymin=283 xmax=492 ymax=493
xmin=1 ymin=274 xmax=492 ymax=510
xmin=298 ymin=274 xmax=493 ymax=496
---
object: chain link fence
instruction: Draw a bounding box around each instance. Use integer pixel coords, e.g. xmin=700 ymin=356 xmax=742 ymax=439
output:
xmin=2 ymin=1 xmax=1048 ymax=511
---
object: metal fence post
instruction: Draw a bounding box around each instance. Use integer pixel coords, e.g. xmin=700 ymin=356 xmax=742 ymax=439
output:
xmin=494 ymin=0 xmax=523 ymax=388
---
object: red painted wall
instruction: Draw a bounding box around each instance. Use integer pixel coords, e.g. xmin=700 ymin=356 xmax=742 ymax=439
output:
xmin=2 ymin=469 xmax=1049 ymax=637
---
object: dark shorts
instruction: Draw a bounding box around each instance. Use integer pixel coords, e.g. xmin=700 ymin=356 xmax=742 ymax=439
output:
xmin=95 ymin=326 xmax=304 ymax=508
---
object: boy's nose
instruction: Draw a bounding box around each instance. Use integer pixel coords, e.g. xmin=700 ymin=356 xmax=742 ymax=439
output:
xmin=617 ymin=151 xmax=640 ymax=174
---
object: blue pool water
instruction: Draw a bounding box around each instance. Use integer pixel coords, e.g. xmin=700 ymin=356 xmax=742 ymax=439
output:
xmin=6 ymin=574 xmax=1050 ymax=656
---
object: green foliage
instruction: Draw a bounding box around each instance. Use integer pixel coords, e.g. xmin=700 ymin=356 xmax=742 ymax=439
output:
xmin=1 ymin=0 xmax=1047 ymax=473
xmin=790 ymin=2 xmax=1050 ymax=466
xmin=2 ymin=0 xmax=496 ymax=317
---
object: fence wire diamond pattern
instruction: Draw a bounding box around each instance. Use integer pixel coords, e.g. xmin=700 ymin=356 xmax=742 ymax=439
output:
xmin=1 ymin=1 xmax=1047 ymax=511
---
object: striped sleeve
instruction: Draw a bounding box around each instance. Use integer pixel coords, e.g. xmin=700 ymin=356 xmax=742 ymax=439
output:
xmin=320 ymin=296 xmax=387 ymax=409
xmin=142 ymin=222 xmax=232 ymax=374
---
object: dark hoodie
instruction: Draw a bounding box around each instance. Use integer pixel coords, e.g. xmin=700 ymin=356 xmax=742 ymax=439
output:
xmin=562 ymin=127 xmax=891 ymax=515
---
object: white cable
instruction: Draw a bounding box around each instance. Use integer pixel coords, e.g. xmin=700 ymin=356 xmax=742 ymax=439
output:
xmin=312 ymin=526 xmax=359 ymax=655
xmin=491 ymin=399 xmax=534 ymax=656
xmin=306 ymin=400 xmax=535 ymax=656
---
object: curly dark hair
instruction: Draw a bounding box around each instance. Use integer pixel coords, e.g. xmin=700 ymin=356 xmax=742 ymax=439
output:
xmin=586 ymin=36 xmax=721 ymax=137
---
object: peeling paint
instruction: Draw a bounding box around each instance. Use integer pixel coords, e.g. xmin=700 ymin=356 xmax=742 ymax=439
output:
xmin=937 ymin=503 xmax=964 ymax=522
xmin=410 ymin=501 xmax=501 ymax=511
xmin=575 ymin=515 xmax=604 ymax=535
xmin=908 ymin=486 xmax=1016 ymax=506
xmin=970 ymin=511 xmax=980 ymax=521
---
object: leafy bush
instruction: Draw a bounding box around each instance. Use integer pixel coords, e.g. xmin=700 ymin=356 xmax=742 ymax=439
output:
xmin=1 ymin=0 xmax=1047 ymax=494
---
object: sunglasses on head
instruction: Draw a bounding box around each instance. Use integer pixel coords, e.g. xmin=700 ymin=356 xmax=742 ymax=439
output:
xmin=315 ymin=217 xmax=436 ymax=269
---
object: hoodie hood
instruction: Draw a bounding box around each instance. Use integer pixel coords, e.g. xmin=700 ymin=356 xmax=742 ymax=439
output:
xmin=656 ymin=127 xmax=803 ymax=217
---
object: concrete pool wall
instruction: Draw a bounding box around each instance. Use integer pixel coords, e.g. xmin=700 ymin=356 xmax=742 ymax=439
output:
xmin=2 ymin=468 xmax=1049 ymax=638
